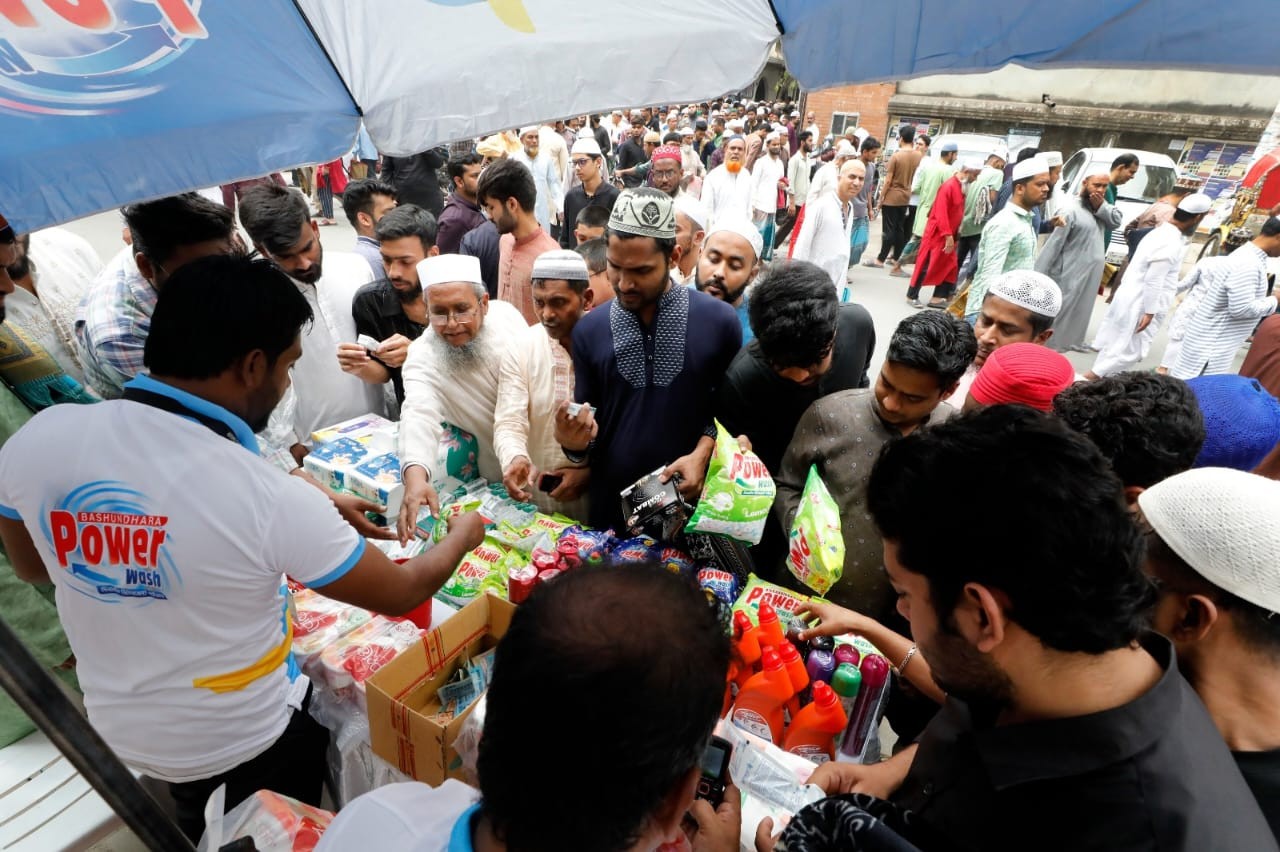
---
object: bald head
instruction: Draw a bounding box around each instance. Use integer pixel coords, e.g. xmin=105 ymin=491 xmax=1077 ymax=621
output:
xmin=837 ymin=159 xmax=866 ymax=202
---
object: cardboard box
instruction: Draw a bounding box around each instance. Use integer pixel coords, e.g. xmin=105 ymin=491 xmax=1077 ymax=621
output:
xmin=310 ymin=413 xmax=395 ymax=446
xmin=366 ymin=593 xmax=517 ymax=785
xmin=301 ymin=437 xmax=370 ymax=492
xmin=346 ymin=452 xmax=405 ymax=517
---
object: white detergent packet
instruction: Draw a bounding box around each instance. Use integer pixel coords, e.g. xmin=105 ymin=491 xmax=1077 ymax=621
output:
xmin=714 ymin=720 xmax=826 ymax=850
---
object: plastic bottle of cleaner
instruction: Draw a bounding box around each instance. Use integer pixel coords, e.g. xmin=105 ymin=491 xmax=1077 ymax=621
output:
xmin=782 ymin=681 xmax=849 ymax=763
xmin=834 ymin=642 xmax=860 ymax=669
xmin=806 ymin=648 xmax=837 ymax=687
xmin=831 ymin=662 xmax=862 ymax=724
xmin=730 ymin=646 xmax=794 ymax=744
xmin=778 ymin=641 xmax=810 ymax=717
xmin=733 ymin=610 xmax=763 ymax=689
xmin=757 ymin=602 xmax=787 ymax=650
xmin=837 ymin=654 xmax=891 ymax=764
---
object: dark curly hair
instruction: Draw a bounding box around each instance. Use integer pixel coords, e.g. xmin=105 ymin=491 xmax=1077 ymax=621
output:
xmin=478 ymin=564 xmax=729 ymax=852
xmin=868 ymin=406 xmax=1152 ymax=654
xmin=748 ymin=261 xmax=840 ymax=369
xmin=1053 ymin=372 xmax=1205 ymax=488
xmin=886 ymin=311 xmax=977 ymax=390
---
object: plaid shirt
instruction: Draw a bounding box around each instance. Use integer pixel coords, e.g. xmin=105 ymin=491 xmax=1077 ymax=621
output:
xmin=75 ymin=247 xmax=154 ymax=400
xmin=73 ymin=248 xmax=299 ymax=470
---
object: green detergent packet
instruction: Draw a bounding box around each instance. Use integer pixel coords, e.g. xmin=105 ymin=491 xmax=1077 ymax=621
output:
xmin=684 ymin=421 xmax=777 ymax=545
xmin=787 ymin=465 xmax=844 ymax=595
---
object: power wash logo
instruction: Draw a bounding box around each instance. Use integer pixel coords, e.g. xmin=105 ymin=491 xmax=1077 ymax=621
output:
xmin=0 ymin=1 xmax=206 ymax=115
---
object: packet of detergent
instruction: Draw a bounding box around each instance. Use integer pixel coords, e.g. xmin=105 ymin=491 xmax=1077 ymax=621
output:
xmin=684 ymin=421 xmax=776 ymax=545
xmin=436 ymin=538 xmax=510 ymax=607
xmin=732 ymin=573 xmax=810 ymax=633
xmin=787 ymin=465 xmax=844 ymax=595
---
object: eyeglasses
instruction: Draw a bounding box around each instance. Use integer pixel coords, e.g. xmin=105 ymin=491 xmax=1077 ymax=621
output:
xmin=428 ymin=308 xmax=478 ymax=326
xmin=571 ymin=158 xmax=594 ymax=168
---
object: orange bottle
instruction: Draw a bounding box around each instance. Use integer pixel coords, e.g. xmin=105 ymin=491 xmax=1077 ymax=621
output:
xmin=733 ymin=610 xmax=763 ymax=689
xmin=778 ymin=641 xmax=810 ymax=719
xmin=730 ymin=646 xmax=794 ymax=744
xmin=781 ymin=681 xmax=848 ymax=763
xmin=723 ymin=660 xmax=738 ymax=717
xmin=757 ymin=602 xmax=786 ymax=651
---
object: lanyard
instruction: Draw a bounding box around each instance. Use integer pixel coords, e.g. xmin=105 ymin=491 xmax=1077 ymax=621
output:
xmin=121 ymin=386 xmax=241 ymax=444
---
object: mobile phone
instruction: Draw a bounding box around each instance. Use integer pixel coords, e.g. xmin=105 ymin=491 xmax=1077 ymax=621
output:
xmin=695 ymin=735 xmax=732 ymax=808
xmin=565 ymin=402 xmax=595 ymax=418
xmin=538 ymin=473 xmax=563 ymax=493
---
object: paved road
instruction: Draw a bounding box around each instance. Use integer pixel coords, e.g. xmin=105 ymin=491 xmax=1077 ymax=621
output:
xmin=58 ymin=203 xmax=1242 ymax=381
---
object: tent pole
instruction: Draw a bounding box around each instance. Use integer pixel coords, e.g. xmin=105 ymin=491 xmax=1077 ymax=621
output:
xmin=0 ymin=615 xmax=197 ymax=852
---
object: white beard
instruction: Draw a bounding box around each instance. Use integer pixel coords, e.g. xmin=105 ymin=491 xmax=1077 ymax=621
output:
xmin=429 ymin=323 xmax=491 ymax=374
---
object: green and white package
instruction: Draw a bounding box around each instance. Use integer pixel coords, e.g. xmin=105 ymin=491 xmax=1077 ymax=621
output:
xmin=684 ymin=421 xmax=777 ymax=545
xmin=787 ymin=465 xmax=844 ymax=595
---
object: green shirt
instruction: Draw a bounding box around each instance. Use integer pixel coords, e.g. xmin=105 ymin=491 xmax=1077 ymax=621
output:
xmin=969 ymin=204 xmax=1038 ymax=310
xmin=912 ymin=159 xmax=955 ymax=237
xmin=1104 ymin=183 xmax=1119 ymax=247
xmin=960 ymin=167 xmax=1005 ymax=237
xmin=0 ymin=384 xmax=78 ymax=748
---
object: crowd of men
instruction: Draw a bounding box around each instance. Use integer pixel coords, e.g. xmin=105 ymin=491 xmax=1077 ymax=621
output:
xmin=1 ymin=94 xmax=1280 ymax=851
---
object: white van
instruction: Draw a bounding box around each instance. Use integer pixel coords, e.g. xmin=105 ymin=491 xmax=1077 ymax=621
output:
xmin=1057 ymin=148 xmax=1179 ymax=264
xmin=928 ymin=133 xmax=1006 ymax=165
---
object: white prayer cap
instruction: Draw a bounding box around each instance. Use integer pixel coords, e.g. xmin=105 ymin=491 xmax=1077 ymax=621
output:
xmin=679 ymin=126 xmax=695 ymax=137
xmin=571 ymin=137 xmax=603 ymax=157
xmin=727 ymin=118 xmax=746 ymax=130
xmin=960 ymin=156 xmax=986 ymax=171
xmin=674 ymin=194 xmax=707 ymax=231
xmin=1179 ymin=192 xmax=1213 ymax=214
xmin=704 ymin=217 xmax=763 ymax=261
xmin=531 ymin=249 xmax=589 ymax=282
xmin=853 ymin=127 xmax=870 ymax=143
xmin=834 ymin=140 xmax=857 ymax=159
xmin=418 ymin=254 xmax=483 ymax=289
xmin=988 ymin=269 xmax=1062 ymax=318
xmin=611 ymin=109 xmax=623 ymax=115
xmin=1139 ymin=468 xmax=1280 ymax=612
xmin=772 ymin=122 xmax=786 ymax=132
xmin=519 ymin=125 xmax=539 ymax=137
xmin=1084 ymin=162 xmax=1113 ymax=179
xmin=1010 ymin=156 xmax=1051 ymax=182
xmin=1041 ymin=151 xmax=1064 ymax=167
xmin=766 ymin=130 xmax=782 ymax=143
xmin=757 ymin=106 xmax=766 ymax=115
xmin=990 ymin=146 xmax=1009 ymax=162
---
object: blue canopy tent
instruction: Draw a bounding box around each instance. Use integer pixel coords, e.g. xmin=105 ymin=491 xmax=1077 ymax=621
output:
xmin=1 ymin=0 xmax=1276 ymax=233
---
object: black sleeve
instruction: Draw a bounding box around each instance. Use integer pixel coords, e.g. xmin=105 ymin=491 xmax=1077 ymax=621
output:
xmin=858 ymin=309 xmax=876 ymax=389
xmin=423 ymin=147 xmax=448 ymax=169
xmin=350 ymin=286 xmax=380 ymax=340
xmin=381 ymin=156 xmax=398 ymax=185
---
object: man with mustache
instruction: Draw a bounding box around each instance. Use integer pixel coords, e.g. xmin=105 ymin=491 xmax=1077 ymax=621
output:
xmin=338 ymin=205 xmax=438 ymax=404
xmin=694 ymin=220 xmax=762 ymax=344
xmin=495 ymin=250 xmax=594 ymax=519
xmin=701 ymin=135 xmax=754 ymax=232
xmin=397 ymin=254 xmax=528 ymax=541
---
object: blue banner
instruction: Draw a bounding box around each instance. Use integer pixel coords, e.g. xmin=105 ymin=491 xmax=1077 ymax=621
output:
xmin=0 ymin=0 xmax=359 ymax=232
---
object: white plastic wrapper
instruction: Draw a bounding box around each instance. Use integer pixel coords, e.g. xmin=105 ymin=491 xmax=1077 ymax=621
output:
xmin=453 ymin=692 xmax=488 ymax=787
xmin=713 ymin=720 xmax=826 ymax=850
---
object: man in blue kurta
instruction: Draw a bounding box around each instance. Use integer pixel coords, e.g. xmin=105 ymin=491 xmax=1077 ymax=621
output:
xmin=556 ymin=189 xmax=742 ymax=530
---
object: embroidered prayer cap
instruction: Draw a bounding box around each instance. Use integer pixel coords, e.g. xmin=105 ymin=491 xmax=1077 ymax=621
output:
xmin=1187 ymin=375 xmax=1280 ymax=471
xmin=519 ymin=125 xmax=539 ymax=138
xmin=532 ymin=249 xmax=589 ymax=282
xmin=988 ymin=269 xmax=1062 ymax=318
xmin=970 ymin=343 xmax=1075 ymax=412
xmin=1041 ymin=151 xmax=1064 ymax=167
xmin=1011 ymin=156 xmax=1051 ymax=182
xmin=609 ymin=188 xmax=677 ymax=240
xmin=652 ymin=145 xmax=683 ymax=164
xmin=570 ymin=138 xmax=603 ymax=158
xmin=674 ymin=195 xmax=707 ymax=232
xmin=643 ymin=131 xmax=662 ymax=144
xmin=1175 ymin=173 xmax=1204 ymax=190
xmin=1178 ymin=192 xmax=1213 ymax=215
xmin=418 ymin=254 xmax=483 ymax=289
xmin=704 ymin=218 xmax=763 ymax=261
xmin=1139 ymin=467 xmax=1280 ymax=613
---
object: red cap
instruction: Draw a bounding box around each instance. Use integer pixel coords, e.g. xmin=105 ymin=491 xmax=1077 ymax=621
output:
xmin=733 ymin=610 xmax=753 ymax=636
xmin=760 ymin=647 xmax=782 ymax=671
xmin=812 ymin=680 xmax=838 ymax=707
xmin=970 ymin=342 xmax=1075 ymax=412
xmin=778 ymin=642 xmax=802 ymax=665
xmin=758 ymin=602 xmax=779 ymax=625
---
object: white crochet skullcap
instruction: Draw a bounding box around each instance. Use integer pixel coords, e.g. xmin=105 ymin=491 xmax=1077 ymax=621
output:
xmin=988 ymin=269 xmax=1062 ymax=318
xmin=1011 ymin=156 xmax=1050 ymax=182
xmin=1139 ymin=468 xmax=1280 ymax=612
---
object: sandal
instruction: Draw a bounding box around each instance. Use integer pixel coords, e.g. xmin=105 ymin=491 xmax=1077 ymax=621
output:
xmin=862 ymin=259 xmax=884 ymax=268
xmin=906 ymin=298 xmax=925 ymax=309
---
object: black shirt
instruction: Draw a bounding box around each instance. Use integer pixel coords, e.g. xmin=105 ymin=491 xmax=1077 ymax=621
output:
xmin=715 ymin=303 xmax=875 ymax=477
xmin=1235 ymin=748 xmax=1280 ymax=843
xmin=382 ymin=148 xmax=447 ymax=215
xmin=895 ymin=635 xmax=1279 ymax=852
xmin=559 ymin=182 xmax=621 ymax=249
xmin=616 ymin=139 xmax=647 ymax=188
xmin=350 ymin=280 xmax=426 ymax=403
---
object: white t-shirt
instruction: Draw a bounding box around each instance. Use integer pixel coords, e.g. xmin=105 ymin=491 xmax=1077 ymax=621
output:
xmin=290 ymin=252 xmax=387 ymax=441
xmin=317 ymin=780 xmax=480 ymax=851
xmin=0 ymin=375 xmax=365 ymax=782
